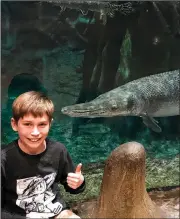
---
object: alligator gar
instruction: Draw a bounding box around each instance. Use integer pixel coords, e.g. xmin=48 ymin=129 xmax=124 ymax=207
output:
xmin=61 ymin=69 xmax=180 ymax=132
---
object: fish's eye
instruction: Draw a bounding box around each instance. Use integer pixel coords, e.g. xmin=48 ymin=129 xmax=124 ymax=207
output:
xmin=110 ymin=100 xmax=118 ymax=110
xmin=111 ymin=105 xmax=117 ymax=110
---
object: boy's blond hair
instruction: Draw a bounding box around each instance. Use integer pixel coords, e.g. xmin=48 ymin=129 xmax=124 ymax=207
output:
xmin=12 ymin=91 xmax=54 ymax=122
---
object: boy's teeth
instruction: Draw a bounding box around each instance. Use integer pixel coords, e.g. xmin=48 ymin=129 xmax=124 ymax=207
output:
xmin=30 ymin=139 xmax=39 ymax=142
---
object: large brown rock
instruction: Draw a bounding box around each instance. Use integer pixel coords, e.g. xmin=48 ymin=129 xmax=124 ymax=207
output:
xmin=96 ymin=142 xmax=168 ymax=218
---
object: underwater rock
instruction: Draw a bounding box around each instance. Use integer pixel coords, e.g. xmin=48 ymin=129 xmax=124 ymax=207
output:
xmin=96 ymin=142 xmax=168 ymax=218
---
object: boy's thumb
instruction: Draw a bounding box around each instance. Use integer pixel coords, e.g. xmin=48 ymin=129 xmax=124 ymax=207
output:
xmin=75 ymin=163 xmax=82 ymax=173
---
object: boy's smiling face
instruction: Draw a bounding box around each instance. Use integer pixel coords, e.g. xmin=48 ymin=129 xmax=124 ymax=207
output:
xmin=11 ymin=113 xmax=52 ymax=154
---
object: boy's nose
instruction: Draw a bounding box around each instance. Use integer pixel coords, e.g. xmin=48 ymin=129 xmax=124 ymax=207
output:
xmin=31 ymin=127 xmax=40 ymax=135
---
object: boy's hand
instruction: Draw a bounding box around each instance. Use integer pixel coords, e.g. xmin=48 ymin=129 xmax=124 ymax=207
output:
xmin=67 ymin=163 xmax=84 ymax=189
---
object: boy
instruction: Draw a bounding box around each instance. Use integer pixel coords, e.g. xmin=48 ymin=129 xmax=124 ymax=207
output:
xmin=1 ymin=91 xmax=85 ymax=218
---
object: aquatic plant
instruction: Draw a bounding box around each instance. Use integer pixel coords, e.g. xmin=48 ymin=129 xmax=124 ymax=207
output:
xmin=118 ymin=30 xmax=132 ymax=80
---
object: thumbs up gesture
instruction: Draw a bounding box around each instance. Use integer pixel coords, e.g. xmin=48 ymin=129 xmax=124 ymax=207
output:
xmin=67 ymin=163 xmax=84 ymax=189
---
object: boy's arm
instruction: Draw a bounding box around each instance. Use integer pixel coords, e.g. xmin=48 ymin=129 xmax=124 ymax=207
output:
xmin=59 ymin=148 xmax=86 ymax=194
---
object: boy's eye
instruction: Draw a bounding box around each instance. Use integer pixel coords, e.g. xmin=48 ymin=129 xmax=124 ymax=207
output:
xmin=24 ymin=123 xmax=31 ymax=126
xmin=39 ymin=123 xmax=46 ymax=127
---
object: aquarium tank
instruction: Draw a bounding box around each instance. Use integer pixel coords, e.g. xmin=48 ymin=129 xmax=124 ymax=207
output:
xmin=1 ymin=0 xmax=180 ymax=204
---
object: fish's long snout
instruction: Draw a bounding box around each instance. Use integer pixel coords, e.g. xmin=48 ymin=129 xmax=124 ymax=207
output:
xmin=61 ymin=105 xmax=81 ymax=115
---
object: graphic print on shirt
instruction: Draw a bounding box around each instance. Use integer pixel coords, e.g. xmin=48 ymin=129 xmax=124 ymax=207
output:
xmin=16 ymin=173 xmax=63 ymax=218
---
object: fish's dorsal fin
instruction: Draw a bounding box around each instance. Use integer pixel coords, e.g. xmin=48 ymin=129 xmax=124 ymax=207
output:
xmin=142 ymin=114 xmax=162 ymax=133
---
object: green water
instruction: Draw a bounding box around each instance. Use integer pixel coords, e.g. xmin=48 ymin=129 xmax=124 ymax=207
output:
xmin=2 ymin=115 xmax=179 ymax=164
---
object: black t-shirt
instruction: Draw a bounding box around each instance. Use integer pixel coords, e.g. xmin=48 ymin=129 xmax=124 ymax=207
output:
xmin=1 ymin=138 xmax=85 ymax=218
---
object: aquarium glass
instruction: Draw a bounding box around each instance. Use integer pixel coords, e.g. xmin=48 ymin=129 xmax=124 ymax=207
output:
xmin=1 ymin=1 xmax=180 ymax=189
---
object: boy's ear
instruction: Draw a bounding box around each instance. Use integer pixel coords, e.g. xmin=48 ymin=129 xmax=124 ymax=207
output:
xmin=11 ymin=118 xmax=18 ymax=131
xmin=50 ymin=118 xmax=53 ymax=126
